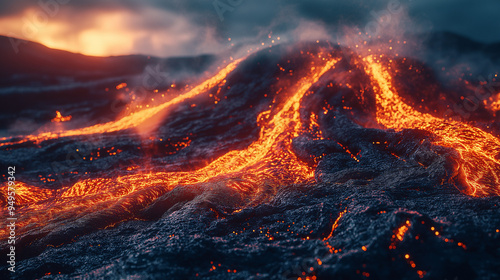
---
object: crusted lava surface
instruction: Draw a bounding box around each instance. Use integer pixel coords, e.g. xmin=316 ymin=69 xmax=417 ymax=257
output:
xmin=1 ymin=36 xmax=500 ymax=279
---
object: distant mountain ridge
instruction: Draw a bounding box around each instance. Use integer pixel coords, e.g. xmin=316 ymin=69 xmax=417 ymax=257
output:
xmin=0 ymin=35 xmax=215 ymax=88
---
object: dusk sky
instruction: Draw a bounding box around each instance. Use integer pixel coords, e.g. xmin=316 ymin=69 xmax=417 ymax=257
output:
xmin=0 ymin=0 xmax=498 ymax=57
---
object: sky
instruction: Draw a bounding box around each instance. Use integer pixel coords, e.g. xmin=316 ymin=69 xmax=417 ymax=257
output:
xmin=0 ymin=0 xmax=498 ymax=57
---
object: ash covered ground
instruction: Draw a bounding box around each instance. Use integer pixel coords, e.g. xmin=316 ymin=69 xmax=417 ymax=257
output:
xmin=1 ymin=33 xmax=500 ymax=280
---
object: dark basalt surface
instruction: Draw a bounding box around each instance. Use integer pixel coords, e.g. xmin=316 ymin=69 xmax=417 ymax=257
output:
xmin=1 ymin=34 xmax=499 ymax=279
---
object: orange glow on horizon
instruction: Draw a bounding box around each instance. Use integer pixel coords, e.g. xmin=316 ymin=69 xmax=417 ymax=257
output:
xmin=0 ymin=7 xmax=217 ymax=57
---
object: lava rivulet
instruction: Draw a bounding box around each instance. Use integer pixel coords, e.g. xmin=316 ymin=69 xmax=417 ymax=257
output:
xmin=1 ymin=45 xmax=499 ymax=253
xmin=0 ymin=58 xmax=243 ymax=147
xmin=0 ymin=52 xmax=340 ymax=246
xmin=363 ymin=55 xmax=500 ymax=197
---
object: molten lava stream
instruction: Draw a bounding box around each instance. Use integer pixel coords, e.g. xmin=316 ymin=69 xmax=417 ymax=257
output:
xmin=0 ymin=58 xmax=243 ymax=147
xmin=363 ymin=55 xmax=500 ymax=196
xmin=0 ymin=54 xmax=340 ymax=246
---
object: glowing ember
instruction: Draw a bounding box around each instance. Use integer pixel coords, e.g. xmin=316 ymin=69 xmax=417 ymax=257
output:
xmin=51 ymin=111 xmax=72 ymax=122
xmin=389 ymin=220 xmax=411 ymax=249
xmin=485 ymin=92 xmax=500 ymax=115
xmin=308 ymin=112 xmax=324 ymax=140
xmin=115 ymin=82 xmax=127 ymax=90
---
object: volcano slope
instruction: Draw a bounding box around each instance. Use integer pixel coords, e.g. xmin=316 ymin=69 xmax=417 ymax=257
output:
xmin=1 ymin=40 xmax=500 ymax=280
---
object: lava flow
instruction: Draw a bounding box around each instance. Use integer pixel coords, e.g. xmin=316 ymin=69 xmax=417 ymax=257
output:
xmin=0 ymin=58 xmax=243 ymax=147
xmin=0 ymin=51 xmax=340 ymax=247
xmin=363 ymin=55 xmax=500 ymax=197
xmin=1 ymin=42 xmax=499 ymax=257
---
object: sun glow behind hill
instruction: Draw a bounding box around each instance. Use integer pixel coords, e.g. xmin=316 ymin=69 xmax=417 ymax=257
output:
xmin=0 ymin=7 xmax=222 ymax=57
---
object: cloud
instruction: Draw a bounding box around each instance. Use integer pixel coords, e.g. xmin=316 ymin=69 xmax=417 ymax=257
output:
xmin=0 ymin=5 xmax=225 ymax=57
xmin=0 ymin=0 xmax=499 ymax=57
xmin=407 ymin=0 xmax=500 ymax=43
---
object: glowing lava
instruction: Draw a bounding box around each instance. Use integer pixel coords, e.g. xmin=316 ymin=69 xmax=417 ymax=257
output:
xmin=1 ymin=44 xmax=499 ymax=253
xmin=0 ymin=53 xmax=340 ymax=245
xmin=363 ymin=55 xmax=500 ymax=196
xmin=0 ymin=58 xmax=242 ymax=147
xmin=51 ymin=111 xmax=72 ymax=122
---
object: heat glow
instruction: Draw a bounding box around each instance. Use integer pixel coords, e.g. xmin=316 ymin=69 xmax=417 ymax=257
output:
xmin=0 ymin=53 xmax=340 ymax=243
xmin=363 ymin=55 xmax=500 ymax=196
xmin=0 ymin=59 xmax=242 ymax=147
xmin=1 ymin=45 xmax=499 ymax=250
